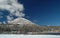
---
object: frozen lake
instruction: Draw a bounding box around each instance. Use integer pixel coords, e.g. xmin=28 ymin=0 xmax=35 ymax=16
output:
xmin=0 ymin=34 xmax=60 ymax=38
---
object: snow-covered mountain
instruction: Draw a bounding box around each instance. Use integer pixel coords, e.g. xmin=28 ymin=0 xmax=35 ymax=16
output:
xmin=8 ymin=18 xmax=34 ymax=25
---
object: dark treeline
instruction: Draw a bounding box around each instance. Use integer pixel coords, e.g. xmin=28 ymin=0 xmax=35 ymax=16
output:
xmin=0 ymin=24 xmax=60 ymax=34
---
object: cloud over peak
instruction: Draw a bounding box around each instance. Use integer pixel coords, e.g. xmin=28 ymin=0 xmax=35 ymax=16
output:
xmin=0 ymin=0 xmax=25 ymax=24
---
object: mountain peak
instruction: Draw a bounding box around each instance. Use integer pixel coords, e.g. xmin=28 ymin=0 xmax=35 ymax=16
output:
xmin=8 ymin=18 xmax=34 ymax=25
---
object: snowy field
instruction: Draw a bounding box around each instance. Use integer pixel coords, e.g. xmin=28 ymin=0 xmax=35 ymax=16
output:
xmin=0 ymin=34 xmax=60 ymax=38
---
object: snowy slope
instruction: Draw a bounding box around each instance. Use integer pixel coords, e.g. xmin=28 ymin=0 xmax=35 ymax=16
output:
xmin=0 ymin=35 xmax=60 ymax=38
xmin=8 ymin=18 xmax=34 ymax=25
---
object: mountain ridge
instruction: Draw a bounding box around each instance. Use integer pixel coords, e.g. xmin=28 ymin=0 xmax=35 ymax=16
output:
xmin=8 ymin=18 xmax=35 ymax=25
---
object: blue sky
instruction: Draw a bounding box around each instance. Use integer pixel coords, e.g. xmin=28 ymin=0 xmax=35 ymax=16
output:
xmin=18 ymin=0 xmax=60 ymax=26
xmin=0 ymin=0 xmax=60 ymax=26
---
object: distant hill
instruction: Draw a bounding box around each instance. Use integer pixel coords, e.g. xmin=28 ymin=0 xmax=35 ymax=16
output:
xmin=8 ymin=18 xmax=34 ymax=25
xmin=0 ymin=18 xmax=60 ymax=34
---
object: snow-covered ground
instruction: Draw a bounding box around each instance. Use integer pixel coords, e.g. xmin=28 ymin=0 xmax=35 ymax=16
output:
xmin=0 ymin=34 xmax=60 ymax=38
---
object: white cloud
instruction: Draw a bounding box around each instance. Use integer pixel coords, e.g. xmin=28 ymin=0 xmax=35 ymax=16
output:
xmin=0 ymin=0 xmax=25 ymax=24
xmin=3 ymin=21 xmax=6 ymax=24
xmin=7 ymin=16 xmax=14 ymax=21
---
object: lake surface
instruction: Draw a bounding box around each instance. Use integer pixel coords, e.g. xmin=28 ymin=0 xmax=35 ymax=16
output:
xmin=0 ymin=34 xmax=60 ymax=38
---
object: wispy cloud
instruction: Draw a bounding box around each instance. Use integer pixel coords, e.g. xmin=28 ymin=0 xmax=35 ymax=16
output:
xmin=0 ymin=0 xmax=25 ymax=24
